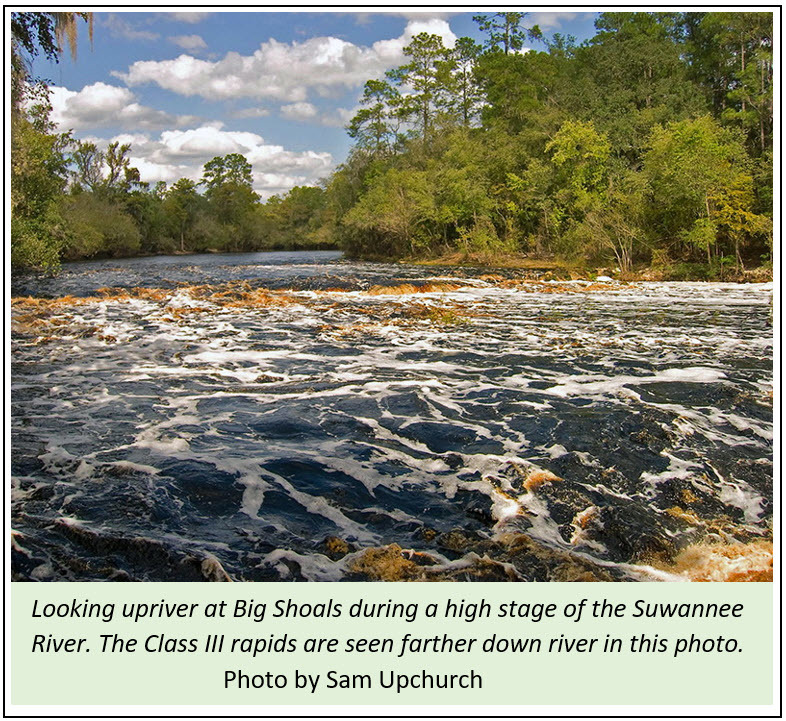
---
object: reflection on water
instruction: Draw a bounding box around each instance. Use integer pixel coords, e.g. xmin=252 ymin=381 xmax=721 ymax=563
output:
xmin=11 ymin=252 xmax=773 ymax=581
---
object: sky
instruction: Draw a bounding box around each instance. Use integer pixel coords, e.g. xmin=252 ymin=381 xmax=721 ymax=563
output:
xmin=28 ymin=10 xmax=601 ymax=199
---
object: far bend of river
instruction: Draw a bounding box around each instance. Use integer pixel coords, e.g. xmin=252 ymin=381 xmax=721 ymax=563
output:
xmin=11 ymin=251 xmax=773 ymax=582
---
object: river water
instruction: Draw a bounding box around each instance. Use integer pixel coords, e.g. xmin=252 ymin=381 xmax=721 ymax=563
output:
xmin=11 ymin=251 xmax=773 ymax=582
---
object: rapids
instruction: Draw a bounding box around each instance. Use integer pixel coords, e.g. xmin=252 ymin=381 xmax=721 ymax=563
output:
xmin=11 ymin=251 xmax=773 ymax=582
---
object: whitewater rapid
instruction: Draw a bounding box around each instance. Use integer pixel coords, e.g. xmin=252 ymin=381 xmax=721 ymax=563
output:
xmin=11 ymin=252 xmax=773 ymax=582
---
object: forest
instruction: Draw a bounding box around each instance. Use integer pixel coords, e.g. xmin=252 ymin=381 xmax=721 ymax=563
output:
xmin=11 ymin=12 xmax=773 ymax=279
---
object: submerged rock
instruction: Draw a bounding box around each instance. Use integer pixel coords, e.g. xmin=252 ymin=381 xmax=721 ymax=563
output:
xmin=345 ymin=531 xmax=621 ymax=583
xmin=12 ymin=519 xmax=236 ymax=582
xmin=322 ymin=535 xmax=354 ymax=560
xmin=347 ymin=544 xmax=432 ymax=581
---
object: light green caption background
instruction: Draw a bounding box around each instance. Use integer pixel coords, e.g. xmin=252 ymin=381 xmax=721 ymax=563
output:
xmin=12 ymin=582 xmax=772 ymax=706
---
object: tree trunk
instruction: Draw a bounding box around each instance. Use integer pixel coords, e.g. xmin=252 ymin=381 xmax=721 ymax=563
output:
xmin=760 ymin=61 xmax=766 ymax=152
xmin=741 ymin=41 xmax=746 ymax=113
xmin=705 ymin=195 xmax=712 ymax=264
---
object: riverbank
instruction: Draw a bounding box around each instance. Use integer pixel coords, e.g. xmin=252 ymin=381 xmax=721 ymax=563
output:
xmin=18 ymin=244 xmax=773 ymax=285
xmin=404 ymin=251 xmax=774 ymax=283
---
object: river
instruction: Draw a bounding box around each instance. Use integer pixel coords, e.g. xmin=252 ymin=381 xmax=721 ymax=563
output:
xmin=11 ymin=251 xmax=773 ymax=582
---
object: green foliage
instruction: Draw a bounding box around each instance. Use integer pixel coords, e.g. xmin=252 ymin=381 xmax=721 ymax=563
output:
xmin=681 ymin=12 xmax=773 ymax=156
xmin=385 ymin=33 xmax=456 ymax=139
xmin=343 ymin=168 xmax=434 ymax=256
xmin=10 ymin=11 xmax=774 ymax=276
xmin=335 ymin=13 xmax=771 ymax=272
xmin=202 ymin=153 xmax=254 ymax=194
xmin=11 ymin=12 xmax=92 ymax=111
xmin=473 ymin=13 xmax=541 ymax=54
xmin=11 ymin=85 xmax=71 ymax=271
xmin=450 ymin=37 xmax=484 ymax=126
xmin=457 ymin=216 xmax=512 ymax=256
xmin=348 ymin=80 xmax=402 ymax=155
xmin=573 ymin=170 xmax=648 ymax=273
xmin=474 ymin=49 xmax=567 ymax=140
xmin=547 ymin=120 xmax=611 ymax=199
xmin=12 ymin=212 xmax=66 ymax=271
xmin=125 ymin=188 xmax=177 ymax=255
xmin=71 ymin=141 xmax=103 ymax=191
xmin=643 ymin=115 xmax=769 ymax=265
xmin=257 ymin=185 xmax=330 ymax=249
xmin=567 ymin=12 xmax=705 ymax=158
xmin=61 ymin=193 xmax=141 ymax=259
xmin=164 ymin=178 xmax=203 ymax=252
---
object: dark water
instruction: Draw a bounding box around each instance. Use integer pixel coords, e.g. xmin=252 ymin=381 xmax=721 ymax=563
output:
xmin=11 ymin=252 xmax=773 ymax=581
xmin=11 ymin=249 xmax=487 ymax=297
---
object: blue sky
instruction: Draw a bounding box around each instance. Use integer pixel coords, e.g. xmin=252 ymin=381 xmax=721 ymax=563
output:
xmin=29 ymin=10 xmax=600 ymax=199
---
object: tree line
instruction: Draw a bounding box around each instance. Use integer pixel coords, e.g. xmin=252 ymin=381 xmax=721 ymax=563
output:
xmin=10 ymin=12 xmax=332 ymax=270
xmin=329 ymin=11 xmax=773 ymax=277
xmin=11 ymin=12 xmax=773 ymax=278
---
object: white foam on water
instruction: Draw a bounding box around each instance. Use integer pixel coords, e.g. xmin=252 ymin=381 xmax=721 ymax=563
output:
xmin=545 ymin=444 xmax=569 ymax=459
xmin=639 ymin=453 xmax=702 ymax=494
xmin=427 ymin=553 xmax=525 ymax=580
xmin=105 ymin=460 xmax=160 ymax=475
xmin=717 ymin=479 xmax=766 ymax=524
xmin=260 ymin=548 xmax=345 ymax=581
xmin=11 ymin=276 xmax=772 ymax=581
xmin=544 ymin=366 xmax=727 ymax=399
xmin=237 ymin=473 xmax=271 ymax=518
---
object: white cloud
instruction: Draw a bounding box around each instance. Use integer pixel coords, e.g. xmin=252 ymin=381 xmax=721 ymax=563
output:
xmin=280 ymin=102 xmax=318 ymax=122
xmin=156 ymin=126 xmax=266 ymax=158
xmin=114 ymin=19 xmax=457 ymax=103
xmin=528 ymin=12 xmax=580 ymax=30
xmin=48 ymin=82 xmax=199 ymax=132
xmin=229 ymin=107 xmax=271 ymax=119
xmin=169 ymin=34 xmax=207 ymax=51
xmin=354 ymin=11 xmax=458 ymax=25
xmin=103 ymin=14 xmax=159 ymax=41
xmin=85 ymin=125 xmax=334 ymax=198
xmin=278 ymin=102 xmax=358 ymax=128
xmin=168 ymin=12 xmax=213 ymax=24
xmin=319 ymin=106 xmax=358 ymax=128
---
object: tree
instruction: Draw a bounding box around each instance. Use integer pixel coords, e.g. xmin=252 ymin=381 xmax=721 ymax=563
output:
xmin=644 ymin=115 xmax=769 ymax=267
xmin=11 ymin=12 xmax=93 ymax=269
xmin=125 ymin=186 xmax=175 ymax=255
xmin=385 ymin=33 xmax=456 ymax=139
xmin=61 ymin=193 xmax=141 ymax=260
xmin=71 ymin=140 xmax=141 ymax=198
xmin=104 ymin=142 xmax=137 ymax=192
xmin=343 ymin=168 xmax=435 ymax=256
xmin=257 ymin=185 xmax=330 ymax=249
xmin=199 ymin=153 xmax=260 ymax=246
xmin=71 ymin=141 xmax=103 ymax=191
xmin=11 ymin=12 xmax=93 ymax=112
xmin=682 ymin=13 xmax=773 ymax=156
xmin=547 ymin=120 xmax=612 ymax=206
xmin=474 ymin=49 xmax=569 ymax=142
xmin=333 ymin=11 xmax=772 ymax=273
xmin=577 ymin=170 xmax=649 ymax=274
xmin=201 ymin=153 xmax=254 ymax=194
xmin=567 ymin=12 xmax=704 ymax=160
xmin=347 ymin=80 xmax=401 ymax=155
xmin=473 ymin=12 xmax=541 ymax=54
xmin=450 ymin=37 xmax=484 ymax=127
xmin=164 ymin=178 xmax=202 ymax=252
xmin=542 ymin=120 xmax=614 ymax=258
xmin=11 ymin=83 xmax=72 ymax=270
